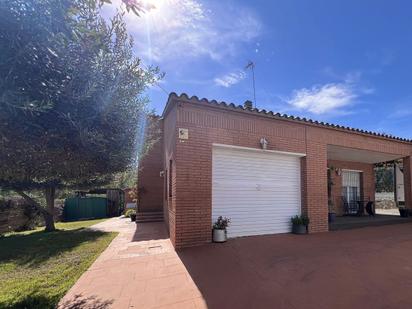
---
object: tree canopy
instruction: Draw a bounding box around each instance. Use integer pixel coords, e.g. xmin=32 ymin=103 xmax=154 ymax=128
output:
xmin=0 ymin=0 xmax=161 ymax=230
xmin=375 ymin=166 xmax=394 ymax=193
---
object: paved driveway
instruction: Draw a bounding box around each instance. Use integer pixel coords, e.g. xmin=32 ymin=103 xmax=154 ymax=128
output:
xmin=59 ymin=218 xmax=412 ymax=309
xmin=178 ymin=223 xmax=412 ymax=309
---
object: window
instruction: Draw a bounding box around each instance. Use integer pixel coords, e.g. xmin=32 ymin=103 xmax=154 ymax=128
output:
xmin=169 ymin=160 xmax=173 ymax=198
xmin=342 ymin=170 xmax=361 ymax=215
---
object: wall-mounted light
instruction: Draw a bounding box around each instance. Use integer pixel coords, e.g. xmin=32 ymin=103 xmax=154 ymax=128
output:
xmin=260 ymin=137 xmax=268 ymax=150
xmin=329 ymin=166 xmax=342 ymax=176
xmin=179 ymin=128 xmax=189 ymax=140
xmin=160 ymin=170 xmax=165 ymax=177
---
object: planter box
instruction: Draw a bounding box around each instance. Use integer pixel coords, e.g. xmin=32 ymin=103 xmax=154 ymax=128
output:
xmin=292 ymin=224 xmax=307 ymax=234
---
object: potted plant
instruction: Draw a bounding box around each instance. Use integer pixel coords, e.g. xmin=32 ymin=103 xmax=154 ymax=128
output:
xmin=125 ymin=209 xmax=137 ymax=221
xmin=399 ymin=206 xmax=409 ymax=217
xmin=291 ymin=215 xmax=309 ymax=234
xmin=212 ymin=216 xmax=230 ymax=243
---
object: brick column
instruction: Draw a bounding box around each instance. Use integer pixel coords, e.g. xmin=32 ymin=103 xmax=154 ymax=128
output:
xmin=403 ymin=156 xmax=412 ymax=209
xmin=302 ymin=142 xmax=328 ymax=233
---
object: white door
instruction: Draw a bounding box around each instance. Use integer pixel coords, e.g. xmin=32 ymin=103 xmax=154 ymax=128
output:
xmin=212 ymin=145 xmax=302 ymax=238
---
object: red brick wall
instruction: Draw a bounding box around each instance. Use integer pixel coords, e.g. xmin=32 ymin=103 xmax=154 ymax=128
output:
xmin=327 ymin=160 xmax=375 ymax=215
xmin=137 ymin=119 xmax=164 ymax=213
xmin=303 ymin=142 xmax=328 ymax=233
xmin=403 ymin=156 xmax=412 ymax=209
xmin=163 ymin=106 xmax=178 ymax=245
xmin=161 ymin=96 xmax=412 ymax=248
xmin=172 ymin=103 xmax=309 ymax=247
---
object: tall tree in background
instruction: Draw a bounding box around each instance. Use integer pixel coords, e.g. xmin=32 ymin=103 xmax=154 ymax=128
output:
xmin=375 ymin=166 xmax=395 ymax=193
xmin=0 ymin=0 xmax=161 ymax=231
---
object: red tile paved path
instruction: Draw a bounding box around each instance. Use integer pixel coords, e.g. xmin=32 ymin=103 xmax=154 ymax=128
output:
xmin=58 ymin=217 xmax=206 ymax=309
xmin=59 ymin=218 xmax=412 ymax=309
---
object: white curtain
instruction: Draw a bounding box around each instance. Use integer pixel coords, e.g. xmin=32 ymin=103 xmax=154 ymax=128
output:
xmin=342 ymin=171 xmax=361 ymax=204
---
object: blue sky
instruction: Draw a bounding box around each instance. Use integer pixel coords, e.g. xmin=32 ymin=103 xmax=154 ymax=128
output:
xmin=101 ymin=0 xmax=412 ymax=139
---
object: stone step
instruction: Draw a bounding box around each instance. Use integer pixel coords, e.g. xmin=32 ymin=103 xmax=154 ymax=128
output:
xmin=136 ymin=218 xmax=164 ymax=223
xmin=136 ymin=211 xmax=163 ymax=223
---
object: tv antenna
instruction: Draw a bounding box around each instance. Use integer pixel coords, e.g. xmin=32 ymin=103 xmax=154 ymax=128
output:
xmin=245 ymin=60 xmax=256 ymax=108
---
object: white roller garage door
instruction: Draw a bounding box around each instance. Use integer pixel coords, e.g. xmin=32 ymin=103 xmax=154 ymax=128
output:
xmin=212 ymin=144 xmax=303 ymax=238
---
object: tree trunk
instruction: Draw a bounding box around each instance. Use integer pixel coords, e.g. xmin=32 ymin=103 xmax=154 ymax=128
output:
xmin=44 ymin=187 xmax=56 ymax=232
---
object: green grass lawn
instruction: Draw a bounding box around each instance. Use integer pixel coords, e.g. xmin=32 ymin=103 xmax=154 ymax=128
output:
xmin=0 ymin=219 xmax=117 ymax=309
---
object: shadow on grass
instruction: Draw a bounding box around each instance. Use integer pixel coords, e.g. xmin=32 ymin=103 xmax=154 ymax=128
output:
xmin=5 ymin=293 xmax=113 ymax=309
xmin=0 ymin=228 xmax=107 ymax=266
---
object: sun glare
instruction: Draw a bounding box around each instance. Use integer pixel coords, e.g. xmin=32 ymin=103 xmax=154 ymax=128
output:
xmin=141 ymin=0 xmax=165 ymax=15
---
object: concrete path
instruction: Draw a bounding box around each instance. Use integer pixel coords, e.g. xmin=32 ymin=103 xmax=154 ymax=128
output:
xmin=58 ymin=217 xmax=206 ymax=309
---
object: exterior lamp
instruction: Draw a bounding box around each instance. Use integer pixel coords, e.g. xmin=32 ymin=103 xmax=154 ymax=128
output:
xmin=260 ymin=137 xmax=268 ymax=150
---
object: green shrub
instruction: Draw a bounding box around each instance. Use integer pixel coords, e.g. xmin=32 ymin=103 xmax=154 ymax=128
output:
xmin=213 ymin=216 xmax=231 ymax=230
xmin=124 ymin=209 xmax=136 ymax=218
xmin=291 ymin=215 xmax=310 ymax=226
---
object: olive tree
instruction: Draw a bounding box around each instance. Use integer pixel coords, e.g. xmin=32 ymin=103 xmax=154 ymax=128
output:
xmin=0 ymin=0 xmax=160 ymax=231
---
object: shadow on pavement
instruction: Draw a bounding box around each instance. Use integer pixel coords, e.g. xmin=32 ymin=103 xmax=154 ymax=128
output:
xmin=58 ymin=294 xmax=113 ymax=309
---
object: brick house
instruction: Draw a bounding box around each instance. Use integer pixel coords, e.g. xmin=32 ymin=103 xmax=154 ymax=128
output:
xmin=138 ymin=93 xmax=412 ymax=249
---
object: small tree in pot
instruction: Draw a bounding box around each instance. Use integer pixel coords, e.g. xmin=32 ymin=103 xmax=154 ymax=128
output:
xmin=212 ymin=216 xmax=231 ymax=243
xmin=291 ymin=215 xmax=310 ymax=234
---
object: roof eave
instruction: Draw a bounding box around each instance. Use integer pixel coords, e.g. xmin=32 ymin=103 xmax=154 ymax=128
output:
xmin=161 ymin=92 xmax=412 ymax=144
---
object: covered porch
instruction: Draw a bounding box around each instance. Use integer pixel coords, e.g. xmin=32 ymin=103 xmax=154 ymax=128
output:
xmin=326 ymin=145 xmax=411 ymax=230
xmin=330 ymin=214 xmax=412 ymax=230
